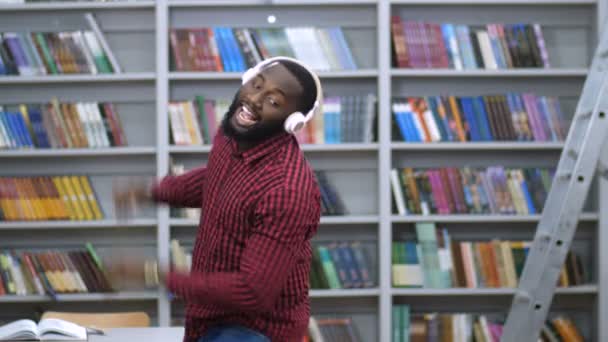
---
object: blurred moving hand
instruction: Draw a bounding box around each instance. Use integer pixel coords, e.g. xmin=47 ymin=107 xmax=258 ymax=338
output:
xmin=112 ymin=176 xmax=156 ymax=220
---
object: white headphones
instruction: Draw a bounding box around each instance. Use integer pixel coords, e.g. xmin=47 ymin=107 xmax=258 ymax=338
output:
xmin=241 ymin=56 xmax=323 ymax=134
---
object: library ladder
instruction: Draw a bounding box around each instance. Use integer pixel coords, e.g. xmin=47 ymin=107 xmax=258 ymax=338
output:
xmin=501 ymin=28 xmax=608 ymax=341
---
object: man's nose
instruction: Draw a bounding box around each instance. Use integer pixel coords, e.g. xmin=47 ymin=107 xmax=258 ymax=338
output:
xmin=247 ymin=93 xmax=264 ymax=110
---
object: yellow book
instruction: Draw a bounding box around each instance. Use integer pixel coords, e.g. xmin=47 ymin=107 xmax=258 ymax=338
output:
xmin=181 ymin=102 xmax=200 ymax=145
xmin=52 ymin=177 xmax=77 ymax=220
xmin=35 ymin=177 xmax=56 ymax=220
xmin=78 ymin=176 xmax=102 ymax=220
xmin=70 ymin=176 xmax=93 ymax=220
xmin=46 ymin=177 xmax=69 ymax=220
xmin=61 ymin=176 xmax=85 ymax=221
xmin=24 ymin=178 xmax=46 ymax=220
xmin=14 ymin=178 xmax=35 ymax=220
xmin=0 ymin=179 xmax=15 ymax=220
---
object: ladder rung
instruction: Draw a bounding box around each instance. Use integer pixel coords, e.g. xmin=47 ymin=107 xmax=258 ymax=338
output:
xmin=556 ymin=172 xmax=572 ymax=180
xmin=578 ymin=111 xmax=592 ymax=120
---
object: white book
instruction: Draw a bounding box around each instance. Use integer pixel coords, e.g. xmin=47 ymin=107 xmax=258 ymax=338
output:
xmin=316 ymin=28 xmax=341 ymax=70
xmin=88 ymin=103 xmax=107 ymax=148
xmin=0 ymin=319 xmax=87 ymax=341
xmin=390 ymin=168 xmax=407 ymax=216
xmin=476 ymin=30 xmax=498 ymax=70
xmin=422 ymin=107 xmax=441 ymax=142
xmin=84 ymin=12 xmax=122 ymax=73
xmin=73 ymin=31 xmax=98 ymax=75
xmin=75 ymin=103 xmax=95 ymax=147
xmin=303 ymin=27 xmax=330 ymax=71
xmin=168 ymin=103 xmax=187 ymax=145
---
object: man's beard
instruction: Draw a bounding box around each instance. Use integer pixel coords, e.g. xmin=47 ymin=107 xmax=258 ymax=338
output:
xmin=221 ymin=92 xmax=286 ymax=144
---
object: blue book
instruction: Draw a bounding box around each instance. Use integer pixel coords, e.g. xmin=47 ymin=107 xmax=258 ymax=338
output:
xmin=0 ymin=112 xmax=15 ymax=147
xmin=427 ymin=97 xmax=448 ymax=141
xmin=14 ymin=112 xmax=34 ymax=147
xmin=212 ymin=27 xmax=231 ymax=72
xmin=339 ymin=242 xmax=362 ymax=288
xmin=440 ymin=24 xmax=454 ymax=69
xmin=28 ymin=106 xmax=51 ymax=148
xmin=334 ymin=28 xmax=357 ymax=70
xmin=393 ymin=110 xmax=409 ymax=141
xmin=473 ymin=97 xmax=493 ymax=141
xmin=0 ymin=39 xmax=6 ymax=75
xmin=404 ymin=106 xmax=422 ymax=142
xmin=460 ymin=97 xmax=481 ymax=141
xmin=5 ymin=112 xmax=24 ymax=147
xmin=225 ymin=28 xmax=246 ymax=72
xmin=519 ymin=172 xmax=537 ymax=214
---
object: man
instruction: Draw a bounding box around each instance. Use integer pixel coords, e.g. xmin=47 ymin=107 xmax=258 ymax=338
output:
xmin=114 ymin=57 xmax=322 ymax=342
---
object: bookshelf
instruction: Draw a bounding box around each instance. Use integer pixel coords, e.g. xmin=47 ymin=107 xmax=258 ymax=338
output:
xmin=0 ymin=0 xmax=605 ymax=340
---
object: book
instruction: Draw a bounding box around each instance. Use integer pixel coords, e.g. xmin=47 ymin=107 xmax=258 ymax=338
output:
xmin=0 ymin=318 xmax=87 ymax=341
xmin=391 ymin=20 xmax=550 ymax=70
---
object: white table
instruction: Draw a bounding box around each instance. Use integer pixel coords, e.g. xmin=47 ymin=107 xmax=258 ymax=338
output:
xmin=90 ymin=327 xmax=185 ymax=342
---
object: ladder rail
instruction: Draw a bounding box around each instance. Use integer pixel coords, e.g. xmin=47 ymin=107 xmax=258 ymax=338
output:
xmin=501 ymin=29 xmax=608 ymax=342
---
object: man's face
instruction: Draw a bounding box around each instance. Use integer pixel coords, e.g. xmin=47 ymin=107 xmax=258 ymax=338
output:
xmin=222 ymin=63 xmax=304 ymax=143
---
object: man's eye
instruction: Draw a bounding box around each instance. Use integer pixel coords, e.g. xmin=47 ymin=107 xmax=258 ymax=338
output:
xmin=268 ymin=98 xmax=279 ymax=107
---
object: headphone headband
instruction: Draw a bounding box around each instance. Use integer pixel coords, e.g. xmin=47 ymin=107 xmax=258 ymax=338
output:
xmin=241 ymin=56 xmax=323 ymax=129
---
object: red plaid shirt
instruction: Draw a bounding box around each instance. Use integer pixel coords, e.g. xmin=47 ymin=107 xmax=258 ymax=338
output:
xmin=153 ymin=129 xmax=321 ymax=342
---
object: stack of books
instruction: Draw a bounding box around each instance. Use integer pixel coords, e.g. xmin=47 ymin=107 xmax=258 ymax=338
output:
xmin=0 ymin=176 xmax=102 ymax=221
xmin=390 ymin=167 xmax=553 ymax=216
xmin=311 ymin=241 xmax=375 ymax=290
xmin=0 ymin=101 xmax=127 ymax=149
xmin=0 ymin=13 xmax=120 ymax=76
xmin=392 ymin=223 xmax=586 ymax=289
xmin=392 ymin=93 xmax=567 ymax=143
xmin=170 ymin=27 xmax=357 ymax=72
xmin=392 ymin=305 xmax=584 ymax=342
xmin=0 ymin=243 xmax=112 ymax=297
xmin=391 ymin=18 xmax=550 ymax=69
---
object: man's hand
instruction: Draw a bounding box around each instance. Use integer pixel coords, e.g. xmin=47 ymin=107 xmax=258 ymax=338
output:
xmin=112 ymin=177 xmax=155 ymax=220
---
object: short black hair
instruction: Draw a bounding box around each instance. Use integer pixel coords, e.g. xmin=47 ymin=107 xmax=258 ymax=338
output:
xmin=278 ymin=60 xmax=317 ymax=114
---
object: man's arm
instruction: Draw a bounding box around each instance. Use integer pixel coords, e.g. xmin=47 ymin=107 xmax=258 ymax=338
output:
xmin=152 ymin=166 xmax=207 ymax=208
xmin=165 ymin=185 xmax=321 ymax=313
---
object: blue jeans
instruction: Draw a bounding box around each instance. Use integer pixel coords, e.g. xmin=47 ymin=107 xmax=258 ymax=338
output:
xmin=197 ymin=325 xmax=270 ymax=342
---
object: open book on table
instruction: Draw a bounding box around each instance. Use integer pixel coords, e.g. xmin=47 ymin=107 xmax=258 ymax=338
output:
xmin=0 ymin=318 xmax=88 ymax=341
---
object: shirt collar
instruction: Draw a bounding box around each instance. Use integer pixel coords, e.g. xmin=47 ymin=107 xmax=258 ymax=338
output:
xmin=229 ymin=132 xmax=294 ymax=165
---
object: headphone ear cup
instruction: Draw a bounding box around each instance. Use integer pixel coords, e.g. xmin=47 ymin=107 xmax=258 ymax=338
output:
xmin=284 ymin=112 xmax=306 ymax=134
xmin=242 ymin=68 xmax=256 ymax=85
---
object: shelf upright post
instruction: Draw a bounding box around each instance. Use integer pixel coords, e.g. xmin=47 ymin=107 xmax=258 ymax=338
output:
xmin=378 ymin=0 xmax=392 ymax=341
xmin=156 ymin=0 xmax=171 ymax=327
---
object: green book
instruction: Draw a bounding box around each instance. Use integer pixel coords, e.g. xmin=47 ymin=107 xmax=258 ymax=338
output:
xmin=34 ymin=33 xmax=58 ymax=75
xmin=195 ymin=95 xmax=210 ymax=144
xmin=415 ymin=223 xmax=443 ymax=288
xmin=85 ymin=242 xmax=103 ymax=270
xmin=393 ymin=305 xmax=401 ymax=342
xmin=317 ymin=245 xmax=341 ymax=289
xmin=402 ymin=305 xmax=410 ymax=342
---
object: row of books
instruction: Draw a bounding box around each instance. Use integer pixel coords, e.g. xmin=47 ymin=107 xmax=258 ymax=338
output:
xmin=391 ymin=18 xmax=550 ymax=70
xmin=0 ymin=101 xmax=127 ymax=149
xmin=0 ymin=176 xmax=103 ymax=221
xmin=169 ymin=94 xmax=378 ymax=147
xmin=0 ymin=244 xmax=112 ymax=297
xmin=297 ymin=94 xmax=377 ymax=145
xmin=170 ymin=27 xmax=357 ymax=72
xmin=392 ymin=93 xmax=568 ymax=143
xmin=390 ymin=167 xmax=553 ymax=216
xmin=168 ymin=96 xmax=228 ymax=146
xmin=305 ymin=316 xmax=361 ymax=342
xmin=315 ymin=171 xmax=347 ymax=216
xmin=392 ymin=305 xmax=583 ymax=342
xmin=0 ymin=14 xmax=120 ymax=76
xmin=311 ymin=241 xmax=375 ymax=290
xmin=392 ymin=223 xmax=586 ymax=289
